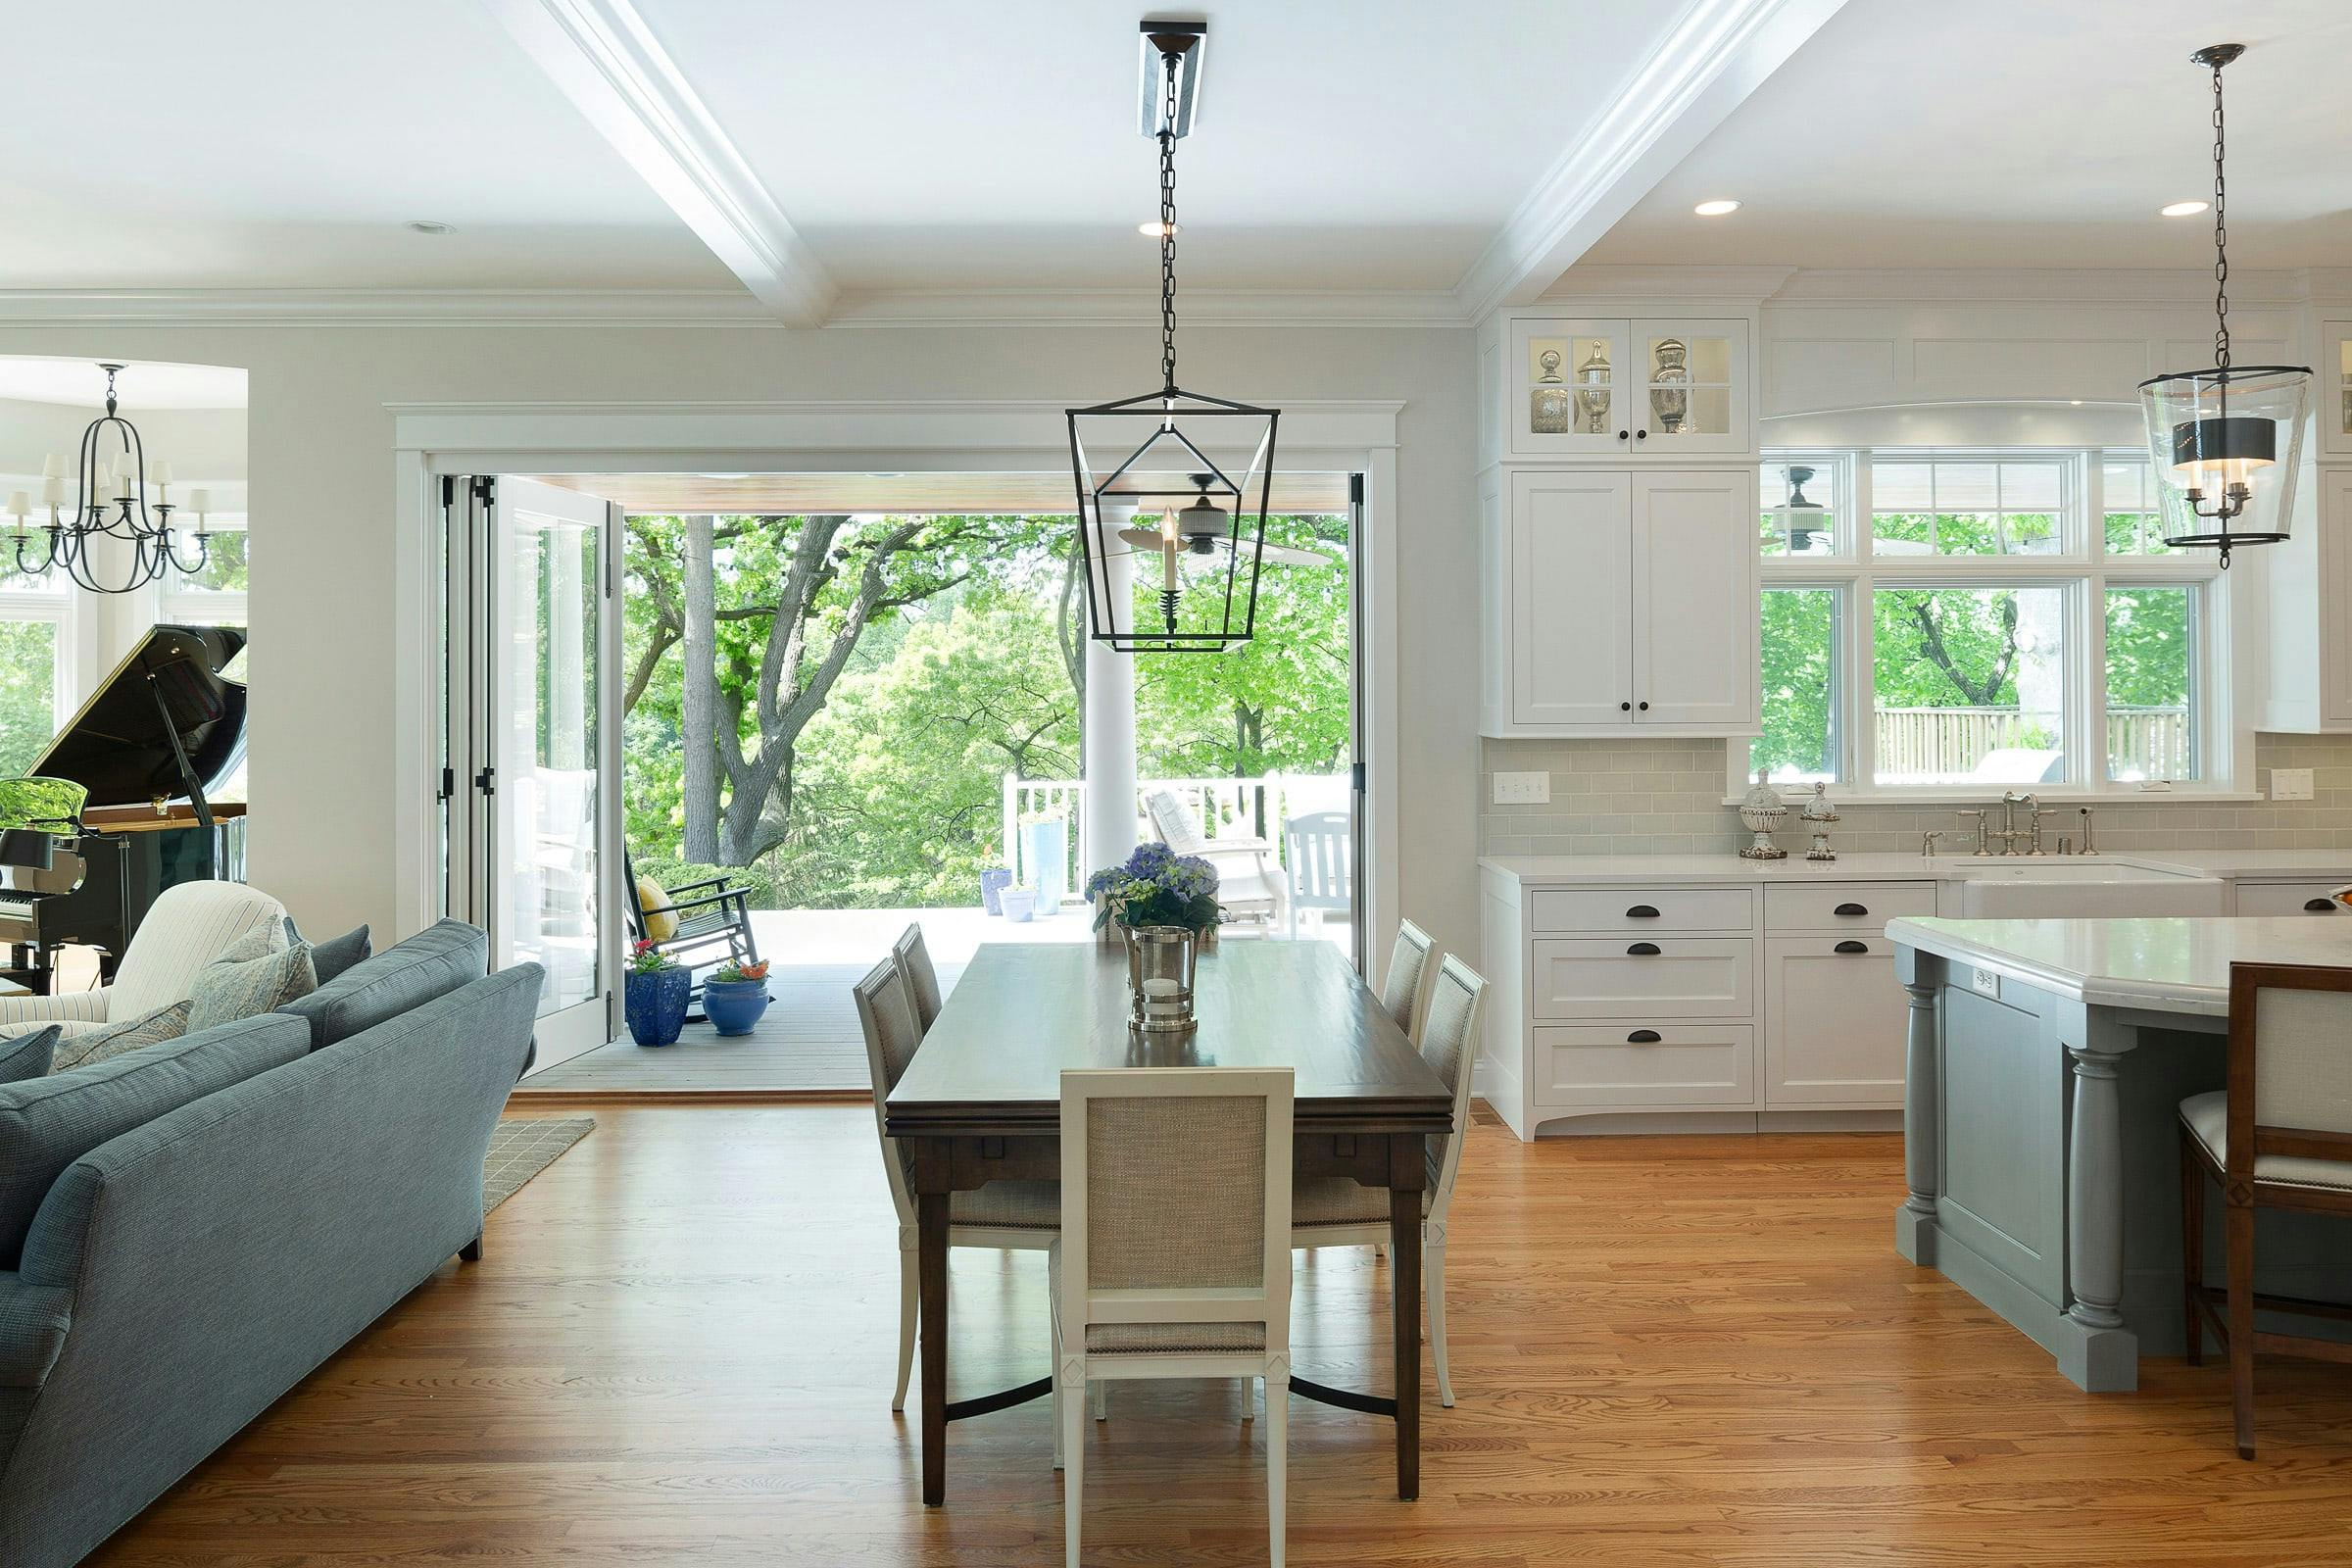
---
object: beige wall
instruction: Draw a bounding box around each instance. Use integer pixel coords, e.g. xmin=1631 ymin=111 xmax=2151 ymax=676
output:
xmin=0 ymin=318 xmax=1482 ymax=965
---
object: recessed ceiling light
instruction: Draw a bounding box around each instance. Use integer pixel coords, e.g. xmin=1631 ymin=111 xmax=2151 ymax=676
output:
xmin=2160 ymin=200 xmax=2209 ymax=218
xmin=1138 ymin=220 xmax=1180 ymax=237
xmin=1692 ymin=199 xmax=1740 ymax=217
xmin=406 ymin=220 xmax=455 ymax=235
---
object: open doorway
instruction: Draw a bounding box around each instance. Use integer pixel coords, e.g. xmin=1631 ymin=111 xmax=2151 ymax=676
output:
xmin=504 ymin=470 xmax=1360 ymax=1094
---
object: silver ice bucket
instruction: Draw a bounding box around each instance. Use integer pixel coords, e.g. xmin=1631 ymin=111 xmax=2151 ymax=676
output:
xmin=1123 ymin=925 xmax=1200 ymax=1033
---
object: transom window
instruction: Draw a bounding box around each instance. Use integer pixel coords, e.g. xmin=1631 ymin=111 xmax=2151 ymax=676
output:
xmin=1742 ymin=450 xmax=2228 ymax=797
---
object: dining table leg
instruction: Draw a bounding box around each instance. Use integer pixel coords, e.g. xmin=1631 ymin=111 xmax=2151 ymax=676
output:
xmin=1390 ymin=1133 xmax=1424 ymax=1500
xmin=917 ymin=1170 xmax=951 ymax=1504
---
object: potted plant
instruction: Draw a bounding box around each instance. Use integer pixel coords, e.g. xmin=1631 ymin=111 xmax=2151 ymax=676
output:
xmin=1087 ymin=844 xmax=1223 ymax=1032
xmin=702 ymin=958 xmax=771 ymax=1038
xmin=624 ymin=941 xmax=692 ymax=1048
xmin=978 ymin=841 xmax=1012 ymax=915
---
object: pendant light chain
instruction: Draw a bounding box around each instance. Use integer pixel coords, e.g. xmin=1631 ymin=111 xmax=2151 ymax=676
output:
xmin=2210 ymin=54 xmax=2230 ymax=369
xmin=1158 ymin=51 xmax=1180 ymax=395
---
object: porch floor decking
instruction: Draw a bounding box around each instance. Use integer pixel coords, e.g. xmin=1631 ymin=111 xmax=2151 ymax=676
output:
xmin=515 ymin=905 xmax=1350 ymax=1096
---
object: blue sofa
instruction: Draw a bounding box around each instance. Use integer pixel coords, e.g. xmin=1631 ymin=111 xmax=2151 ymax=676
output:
xmin=0 ymin=920 xmax=541 ymax=1568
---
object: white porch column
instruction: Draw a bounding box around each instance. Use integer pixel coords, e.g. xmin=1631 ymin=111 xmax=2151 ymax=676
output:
xmin=1082 ymin=547 xmax=1139 ymax=879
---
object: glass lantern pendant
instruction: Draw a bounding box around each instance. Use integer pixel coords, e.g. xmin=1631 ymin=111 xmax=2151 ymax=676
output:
xmin=2139 ymin=44 xmax=2312 ymax=567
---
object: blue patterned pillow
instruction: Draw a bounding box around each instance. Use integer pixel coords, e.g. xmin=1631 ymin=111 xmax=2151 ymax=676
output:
xmin=186 ymin=926 xmax=318 ymax=1033
xmin=49 ymin=1002 xmax=190 ymax=1073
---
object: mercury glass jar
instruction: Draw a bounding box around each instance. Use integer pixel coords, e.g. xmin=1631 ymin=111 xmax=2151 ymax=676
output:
xmin=1529 ymin=347 xmax=1572 ymax=435
xmin=1737 ymin=769 xmax=1788 ymax=860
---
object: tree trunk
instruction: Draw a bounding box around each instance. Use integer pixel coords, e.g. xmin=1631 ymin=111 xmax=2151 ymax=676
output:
xmin=681 ymin=514 xmax=721 ymax=863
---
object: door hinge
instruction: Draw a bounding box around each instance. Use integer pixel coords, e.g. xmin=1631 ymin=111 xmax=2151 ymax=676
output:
xmin=439 ymin=474 xmax=456 ymax=509
xmin=438 ymin=765 xmax=456 ymax=803
xmin=474 ymin=765 xmax=497 ymax=798
xmin=1350 ymin=760 xmax=1366 ymax=794
xmin=470 ymin=475 xmax=495 ymax=507
xmin=1348 ymin=472 xmax=1365 ymax=507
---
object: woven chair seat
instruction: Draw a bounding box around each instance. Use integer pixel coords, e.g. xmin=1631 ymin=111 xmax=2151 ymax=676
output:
xmin=951 ymin=1180 xmax=1061 ymax=1229
xmin=1291 ymin=1177 xmax=1432 ymax=1228
xmin=2182 ymin=1091 xmax=2352 ymax=1191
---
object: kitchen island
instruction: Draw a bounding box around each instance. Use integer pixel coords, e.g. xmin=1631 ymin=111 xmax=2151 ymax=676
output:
xmin=1886 ymin=914 xmax=2352 ymax=1392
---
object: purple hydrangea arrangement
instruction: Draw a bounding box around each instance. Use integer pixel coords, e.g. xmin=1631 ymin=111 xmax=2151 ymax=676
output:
xmin=1086 ymin=842 xmax=1223 ymax=933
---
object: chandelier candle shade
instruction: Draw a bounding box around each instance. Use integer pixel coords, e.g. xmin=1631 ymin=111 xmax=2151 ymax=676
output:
xmin=2138 ymin=44 xmax=2312 ymax=567
xmin=1066 ymin=21 xmax=1280 ymax=653
xmin=21 ymin=364 xmax=213 ymax=595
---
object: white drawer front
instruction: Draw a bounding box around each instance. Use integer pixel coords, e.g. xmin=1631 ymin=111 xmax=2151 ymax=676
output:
xmin=1763 ymin=935 xmax=1909 ymax=1109
xmin=1535 ymin=1023 xmax=1758 ymax=1110
xmin=1529 ymin=936 xmax=1755 ymax=1020
xmin=2232 ymin=880 xmax=2351 ymax=917
xmin=1763 ymin=881 xmax=1936 ymax=933
xmin=1528 ymin=886 xmax=1756 ymax=935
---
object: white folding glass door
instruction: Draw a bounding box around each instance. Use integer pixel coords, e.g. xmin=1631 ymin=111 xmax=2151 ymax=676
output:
xmin=446 ymin=474 xmax=621 ymax=1068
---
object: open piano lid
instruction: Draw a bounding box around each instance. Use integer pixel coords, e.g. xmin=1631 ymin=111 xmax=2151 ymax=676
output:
xmin=27 ymin=625 xmax=247 ymax=820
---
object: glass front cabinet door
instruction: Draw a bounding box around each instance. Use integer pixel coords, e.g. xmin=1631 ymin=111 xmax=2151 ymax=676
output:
xmin=1505 ymin=316 xmax=1749 ymax=458
xmin=2326 ymin=321 xmax=2352 ymax=458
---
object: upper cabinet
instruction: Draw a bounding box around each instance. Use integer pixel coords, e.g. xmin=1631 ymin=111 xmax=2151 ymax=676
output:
xmin=2324 ymin=321 xmax=2352 ymax=459
xmin=1495 ymin=315 xmax=1752 ymax=461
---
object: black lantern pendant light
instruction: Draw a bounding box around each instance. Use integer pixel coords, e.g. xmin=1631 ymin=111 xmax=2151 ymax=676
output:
xmin=2140 ymin=44 xmax=2312 ymax=567
xmin=1067 ymin=20 xmax=1279 ymax=653
xmin=16 ymin=363 xmax=213 ymax=595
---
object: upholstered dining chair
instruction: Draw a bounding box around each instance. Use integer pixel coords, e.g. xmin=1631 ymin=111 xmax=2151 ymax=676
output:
xmin=2179 ymin=959 xmax=2352 ymax=1458
xmin=891 ymin=922 xmax=944 ymax=1036
xmin=1053 ymin=1065 xmax=1296 ymax=1568
xmin=1292 ymin=953 xmax=1487 ymax=1406
xmin=854 ymin=957 xmax=1057 ymax=1412
xmin=0 ymin=879 xmax=286 ymax=1037
xmin=1380 ymin=919 xmax=1438 ymax=1040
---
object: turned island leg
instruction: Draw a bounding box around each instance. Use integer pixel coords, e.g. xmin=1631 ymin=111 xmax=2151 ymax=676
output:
xmin=1894 ymin=953 xmax=1941 ymax=1264
xmin=2056 ymin=1020 xmax=2139 ymax=1393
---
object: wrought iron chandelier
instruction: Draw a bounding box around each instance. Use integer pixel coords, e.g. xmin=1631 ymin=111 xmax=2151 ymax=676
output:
xmin=2139 ymin=44 xmax=2311 ymax=567
xmin=11 ymin=363 xmax=213 ymax=595
xmin=1066 ymin=21 xmax=1279 ymax=653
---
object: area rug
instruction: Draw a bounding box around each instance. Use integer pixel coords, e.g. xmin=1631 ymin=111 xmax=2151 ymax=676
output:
xmin=484 ymin=1116 xmax=595 ymax=1211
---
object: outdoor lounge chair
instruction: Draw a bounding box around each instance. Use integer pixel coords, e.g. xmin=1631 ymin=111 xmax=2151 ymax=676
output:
xmin=1143 ymin=788 xmax=1284 ymax=924
xmin=625 ymin=853 xmax=762 ymax=1014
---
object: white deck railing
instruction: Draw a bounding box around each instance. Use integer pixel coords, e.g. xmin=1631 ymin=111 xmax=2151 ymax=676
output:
xmin=1002 ymin=772 xmax=1349 ymax=894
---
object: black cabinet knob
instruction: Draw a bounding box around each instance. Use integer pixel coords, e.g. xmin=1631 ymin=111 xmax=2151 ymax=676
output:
xmin=1627 ymin=942 xmax=1662 ymax=956
xmin=1626 ymin=905 xmax=1661 ymax=919
xmin=1627 ymin=1029 xmax=1662 ymax=1044
xmin=2306 ymin=898 xmax=2337 ymax=912
xmin=1834 ymin=902 xmax=1868 ymax=916
xmin=1617 ymin=429 xmax=1630 ymax=441
xmin=1620 ymin=701 xmax=1632 ymax=711
xmin=1635 ymin=429 xmax=1648 ymax=441
xmin=1835 ymin=940 xmax=1870 ymax=955
xmin=1638 ymin=701 xmax=1649 ymax=711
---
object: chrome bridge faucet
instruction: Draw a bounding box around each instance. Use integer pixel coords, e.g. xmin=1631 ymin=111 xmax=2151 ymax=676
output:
xmin=1936 ymin=792 xmax=2063 ymax=858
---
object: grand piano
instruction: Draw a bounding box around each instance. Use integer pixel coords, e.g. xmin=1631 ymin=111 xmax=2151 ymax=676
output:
xmin=0 ymin=624 xmax=249 ymax=993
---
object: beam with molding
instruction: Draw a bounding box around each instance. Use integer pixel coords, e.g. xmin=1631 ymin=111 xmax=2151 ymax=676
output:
xmin=480 ymin=0 xmax=836 ymax=326
xmin=1452 ymin=0 xmax=1848 ymax=321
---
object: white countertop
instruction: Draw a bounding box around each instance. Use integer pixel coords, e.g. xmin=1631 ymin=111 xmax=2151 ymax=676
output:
xmin=1885 ymin=915 xmax=2352 ymax=1016
xmin=1479 ymin=849 xmax=2352 ymax=887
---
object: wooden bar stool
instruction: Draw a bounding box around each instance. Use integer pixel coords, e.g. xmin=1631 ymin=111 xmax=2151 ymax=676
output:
xmin=2178 ymin=959 xmax=2352 ymax=1458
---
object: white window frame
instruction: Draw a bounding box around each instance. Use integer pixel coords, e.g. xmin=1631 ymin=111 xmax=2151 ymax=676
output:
xmin=0 ymin=589 xmax=82 ymax=739
xmin=158 ymin=513 xmax=249 ymax=628
xmin=1732 ymin=447 xmax=2245 ymax=805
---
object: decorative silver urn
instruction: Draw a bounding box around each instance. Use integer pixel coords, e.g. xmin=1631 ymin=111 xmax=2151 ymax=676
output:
xmin=1737 ymin=769 xmax=1788 ymax=860
xmin=1649 ymin=337 xmax=1690 ymax=435
xmin=1800 ymin=782 xmax=1839 ymax=862
xmin=1124 ymin=925 xmax=1200 ymax=1032
xmin=1574 ymin=344 xmax=1612 ymax=434
xmin=1529 ymin=347 xmax=1572 ymax=435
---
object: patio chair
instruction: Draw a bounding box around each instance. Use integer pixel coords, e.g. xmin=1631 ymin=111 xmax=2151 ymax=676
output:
xmin=1281 ymin=810 xmax=1350 ymax=940
xmin=625 ymin=851 xmax=761 ymax=1014
xmin=1143 ymin=788 xmax=1284 ymax=924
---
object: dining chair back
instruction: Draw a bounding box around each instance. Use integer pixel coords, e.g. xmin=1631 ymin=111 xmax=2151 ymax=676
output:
xmin=1282 ymin=811 xmax=1351 ymax=938
xmin=1420 ymin=956 xmax=1489 ymax=1227
xmin=892 ymin=923 xmax=944 ymax=1036
xmin=854 ymin=956 xmax=924 ymax=1223
xmin=2178 ymin=959 xmax=2352 ymax=1456
xmin=1054 ymin=1066 xmax=1296 ymax=1568
xmin=1379 ymin=919 xmax=1438 ymax=1040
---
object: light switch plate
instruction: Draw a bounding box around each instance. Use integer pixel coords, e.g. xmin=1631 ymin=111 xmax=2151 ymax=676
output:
xmin=1492 ymin=770 xmax=1550 ymax=806
xmin=2271 ymin=767 xmax=2315 ymax=802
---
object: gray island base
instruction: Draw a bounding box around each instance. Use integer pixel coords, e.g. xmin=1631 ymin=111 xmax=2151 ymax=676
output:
xmin=1888 ymin=916 xmax=2352 ymax=1393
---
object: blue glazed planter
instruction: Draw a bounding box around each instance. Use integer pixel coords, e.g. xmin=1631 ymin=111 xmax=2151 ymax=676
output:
xmin=702 ymin=978 xmax=770 ymax=1038
xmin=626 ymin=967 xmax=692 ymax=1047
xmin=978 ymin=866 xmax=1012 ymax=914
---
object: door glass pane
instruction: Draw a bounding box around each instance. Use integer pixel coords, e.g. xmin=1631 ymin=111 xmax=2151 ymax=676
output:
xmin=1873 ymin=586 xmax=2067 ymax=785
xmin=1645 ymin=332 xmax=1732 ymax=437
xmin=1757 ymin=588 xmax=1839 ymax=781
xmin=2106 ymin=587 xmax=2197 ymax=781
xmin=0 ymin=619 xmax=56 ymax=774
xmin=501 ymin=509 xmax=602 ymax=1016
xmin=1530 ymin=334 xmax=1613 ymax=437
xmin=2339 ymin=336 xmax=2351 ymax=440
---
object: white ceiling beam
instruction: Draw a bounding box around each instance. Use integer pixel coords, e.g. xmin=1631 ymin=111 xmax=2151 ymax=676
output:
xmin=479 ymin=0 xmax=836 ymax=325
xmin=1452 ymin=0 xmax=1849 ymax=321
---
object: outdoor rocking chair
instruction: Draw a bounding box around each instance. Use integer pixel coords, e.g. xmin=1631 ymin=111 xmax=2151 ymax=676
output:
xmin=625 ymin=852 xmax=763 ymax=1016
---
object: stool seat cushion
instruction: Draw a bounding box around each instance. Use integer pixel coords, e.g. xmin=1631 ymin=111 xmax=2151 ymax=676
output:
xmin=2182 ymin=1090 xmax=2352 ymax=1192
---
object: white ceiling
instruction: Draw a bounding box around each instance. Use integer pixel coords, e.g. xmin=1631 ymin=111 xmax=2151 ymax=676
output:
xmin=1582 ymin=0 xmax=2352 ymax=270
xmin=0 ymin=359 xmax=247 ymax=410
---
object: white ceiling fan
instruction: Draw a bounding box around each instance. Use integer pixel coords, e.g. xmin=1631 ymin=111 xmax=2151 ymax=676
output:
xmin=1103 ymin=473 xmax=1333 ymax=569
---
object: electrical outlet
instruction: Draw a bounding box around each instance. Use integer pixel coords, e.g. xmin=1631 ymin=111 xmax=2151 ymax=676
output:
xmin=1971 ymin=967 xmax=2000 ymax=1000
xmin=1491 ymin=770 xmax=1550 ymax=806
xmin=2271 ymin=767 xmax=2315 ymax=802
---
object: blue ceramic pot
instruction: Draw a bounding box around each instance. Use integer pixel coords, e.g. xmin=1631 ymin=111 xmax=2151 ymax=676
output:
xmin=978 ymin=866 xmax=1012 ymax=914
xmin=626 ymin=966 xmax=692 ymax=1047
xmin=702 ymin=977 xmax=770 ymax=1038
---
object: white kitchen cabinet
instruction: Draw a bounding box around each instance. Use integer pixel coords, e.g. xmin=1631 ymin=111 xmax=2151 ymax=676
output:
xmin=1762 ymin=936 xmax=1911 ymax=1108
xmin=1483 ymin=466 xmax=1758 ymax=737
xmin=2230 ymin=880 xmax=2349 ymax=916
xmin=1498 ymin=315 xmax=1752 ymax=460
xmin=2323 ymin=321 xmax=2352 ymax=459
xmin=2261 ymin=466 xmax=2352 ymax=731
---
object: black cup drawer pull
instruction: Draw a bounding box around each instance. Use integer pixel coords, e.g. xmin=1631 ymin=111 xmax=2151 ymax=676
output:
xmin=1834 ymin=940 xmax=1871 ymax=955
xmin=1627 ymin=1029 xmax=1662 ymax=1044
xmin=2306 ymin=898 xmax=2337 ymax=912
xmin=1626 ymin=904 xmax=1661 ymax=919
xmin=1627 ymin=942 xmax=1662 ymax=956
xmin=1834 ymin=902 xmax=1869 ymax=916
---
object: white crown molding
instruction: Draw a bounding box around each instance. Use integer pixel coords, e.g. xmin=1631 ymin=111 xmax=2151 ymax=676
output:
xmin=1451 ymin=0 xmax=1849 ymax=321
xmin=478 ymin=0 xmax=836 ymax=326
xmin=826 ymin=288 xmax=1468 ymax=327
xmin=1766 ymin=267 xmax=2310 ymax=309
xmin=1536 ymin=265 xmax=1796 ymax=305
xmin=0 ymin=288 xmax=770 ymax=322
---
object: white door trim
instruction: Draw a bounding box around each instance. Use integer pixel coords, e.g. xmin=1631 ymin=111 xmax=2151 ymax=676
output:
xmin=391 ymin=399 xmax=1403 ymax=977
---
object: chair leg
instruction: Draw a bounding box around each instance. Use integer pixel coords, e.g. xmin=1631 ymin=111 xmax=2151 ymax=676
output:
xmin=1091 ymin=1378 xmax=1107 ymax=1422
xmin=1063 ymin=1370 xmax=1086 ymax=1568
xmin=1429 ymin=1242 xmax=1454 ymax=1408
xmin=2227 ymin=1198 xmax=2257 ymax=1459
xmin=1240 ymin=1376 xmax=1255 ymax=1424
xmin=2178 ymin=1128 xmax=2205 ymax=1367
xmin=1266 ymin=1368 xmax=1287 ymax=1568
xmin=893 ymin=1250 xmax=917 ymax=1413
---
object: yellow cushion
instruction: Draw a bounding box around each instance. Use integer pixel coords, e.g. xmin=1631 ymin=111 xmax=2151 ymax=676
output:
xmin=635 ymin=875 xmax=679 ymax=942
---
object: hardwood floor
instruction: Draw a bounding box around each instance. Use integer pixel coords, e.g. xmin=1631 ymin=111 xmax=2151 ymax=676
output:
xmin=89 ymin=1105 xmax=2352 ymax=1566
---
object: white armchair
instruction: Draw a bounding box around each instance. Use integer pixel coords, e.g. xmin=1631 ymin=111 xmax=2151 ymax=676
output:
xmin=1143 ymin=788 xmax=1284 ymax=924
xmin=0 ymin=880 xmax=288 ymax=1036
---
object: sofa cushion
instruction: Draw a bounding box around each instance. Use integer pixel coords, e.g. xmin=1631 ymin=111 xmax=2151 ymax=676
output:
xmin=0 ymin=1013 xmax=309 ymax=1268
xmin=277 ymin=919 xmax=488 ymax=1052
xmin=49 ymin=1001 xmax=192 ymax=1075
xmin=283 ymin=918 xmax=372 ymax=984
xmin=0 ymin=1026 xmax=59 ymax=1085
xmin=186 ymin=926 xmax=318 ymax=1034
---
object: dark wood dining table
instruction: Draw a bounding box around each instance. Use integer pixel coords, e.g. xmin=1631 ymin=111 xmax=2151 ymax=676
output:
xmin=883 ymin=938 xmax=1455 ymax=1504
